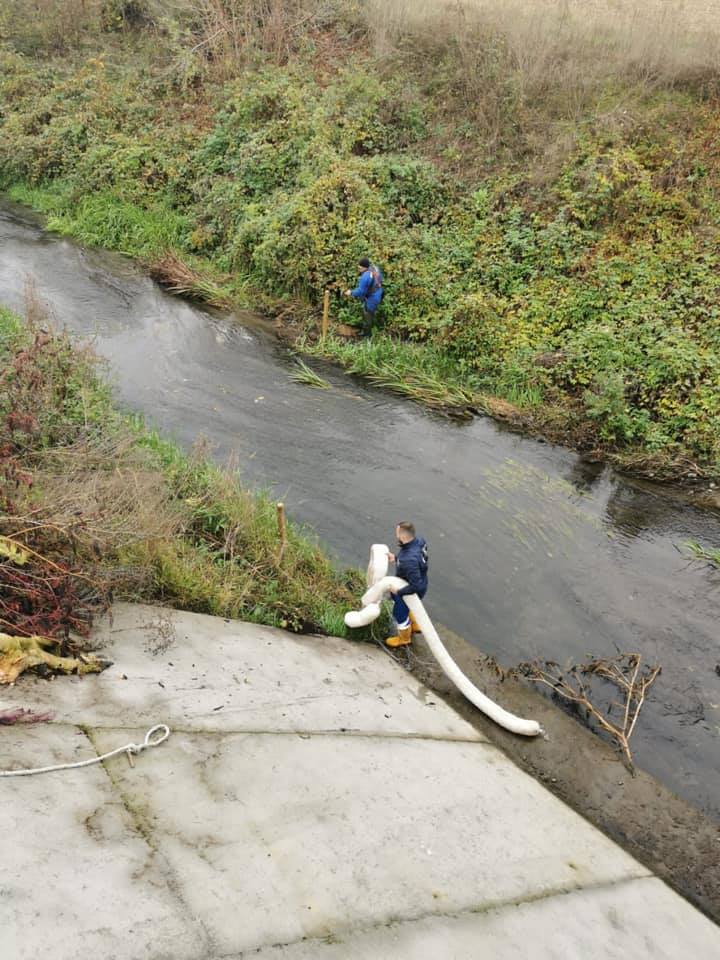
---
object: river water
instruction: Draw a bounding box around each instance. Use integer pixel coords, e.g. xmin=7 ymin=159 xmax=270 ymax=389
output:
xmin=1 ymin=203 xmax=719 ymax=819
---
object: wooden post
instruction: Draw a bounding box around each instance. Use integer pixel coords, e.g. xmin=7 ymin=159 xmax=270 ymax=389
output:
xmin=321 ymin=289 xmax=330 ymax=340
xmin=276 ymin=501 xmax=287 ymax=564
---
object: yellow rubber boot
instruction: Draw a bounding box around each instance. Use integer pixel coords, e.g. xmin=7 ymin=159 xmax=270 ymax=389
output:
xmin=386 ymin=624 xmax=412 ymax=648
xmin=409 ymin=611 xmax=422 ymax=635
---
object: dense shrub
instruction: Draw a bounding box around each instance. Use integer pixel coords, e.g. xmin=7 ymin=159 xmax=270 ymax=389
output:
xmin=0 ymin=20 xmax=719 ymax=470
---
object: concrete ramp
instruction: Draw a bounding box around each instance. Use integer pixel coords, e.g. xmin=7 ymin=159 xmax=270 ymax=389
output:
xmin=1 ymin=604 xmax=717 ymax=959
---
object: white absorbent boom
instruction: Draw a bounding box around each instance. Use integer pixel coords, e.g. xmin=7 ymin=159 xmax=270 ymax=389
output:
xmin=345 ymin=544 xmax=541 ymax=738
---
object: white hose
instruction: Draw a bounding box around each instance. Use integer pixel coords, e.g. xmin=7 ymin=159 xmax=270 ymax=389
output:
xmin=346 ymin=544 xmax=541 ymax=737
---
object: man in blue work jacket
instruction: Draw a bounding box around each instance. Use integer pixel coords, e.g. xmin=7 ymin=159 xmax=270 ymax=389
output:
xmin=385 ymin=521 xmax=429 ymax=648
xmin=345 ymin=256 xmax=383 ymax=336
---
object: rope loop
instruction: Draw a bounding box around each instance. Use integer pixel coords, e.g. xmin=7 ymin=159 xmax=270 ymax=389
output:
xmin=142 ymin=723 xmax=171 ymax=751
xmin=0 ymin=723 xmax=171 ymax=778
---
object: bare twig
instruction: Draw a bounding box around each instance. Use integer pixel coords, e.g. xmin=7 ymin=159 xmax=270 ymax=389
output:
xmin=512 ymin=653 xmax=661 ymax=770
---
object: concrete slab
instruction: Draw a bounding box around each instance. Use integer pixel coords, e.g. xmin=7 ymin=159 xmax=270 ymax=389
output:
xmin=245 ymin=877 xmax=720 ymax=959
xmin=90 ymin=728 xmax=647 ymax=957
xmin=0 ymin=725 xmax=203 ymax=960
xmin=2 ymin=604 xmax=483 ymax=742
xmin=2 ymin=605 xmax=718 ymax=959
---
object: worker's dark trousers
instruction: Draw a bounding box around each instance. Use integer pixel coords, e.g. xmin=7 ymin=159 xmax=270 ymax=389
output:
xmin=391 ymin=590 xmax=426 ymax=628
xmin=361 ymin=308 xmax=376 ymax=336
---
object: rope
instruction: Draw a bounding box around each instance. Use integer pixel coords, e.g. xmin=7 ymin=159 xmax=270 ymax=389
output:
xmin=0 ymin=723 xmax=170 ymax=778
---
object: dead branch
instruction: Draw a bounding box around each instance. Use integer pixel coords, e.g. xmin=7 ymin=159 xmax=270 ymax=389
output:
xmin=511 ymin=653 xmax=661 ymax=770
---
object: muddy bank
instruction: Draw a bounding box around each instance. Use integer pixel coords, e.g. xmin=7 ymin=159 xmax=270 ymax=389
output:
xmin=402 ymin=626 xmax=720 ymax=923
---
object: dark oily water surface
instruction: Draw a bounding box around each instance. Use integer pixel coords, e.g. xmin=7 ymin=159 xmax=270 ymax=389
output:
xmin=2 ymin=203 xmax=719 ymax=819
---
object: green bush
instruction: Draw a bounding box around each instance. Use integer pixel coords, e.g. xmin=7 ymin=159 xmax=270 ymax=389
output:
xmin=1 ymin=28 xmax=719 ymax=473
xmin=440 ymin=293 xmax=508 ymax=371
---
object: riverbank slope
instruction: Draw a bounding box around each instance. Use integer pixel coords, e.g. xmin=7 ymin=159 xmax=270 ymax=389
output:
xmin=1 ymin=1 xmax=719 ymax=479
xmin=0 ymin=304 xmax=374 ymax=650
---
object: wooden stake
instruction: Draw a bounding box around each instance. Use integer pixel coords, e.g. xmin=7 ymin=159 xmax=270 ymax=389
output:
xmin=321 ymin=289 xmax=330 ymax=340
xmin=276 ymin=501 xmax=287 ymax=563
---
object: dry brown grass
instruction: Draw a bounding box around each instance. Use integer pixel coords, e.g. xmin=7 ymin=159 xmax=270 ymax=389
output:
xmin=21 ymin=435 xmax=187 ymax=553
xmin=365 ymin=0 xmax=720 ymax=139
xmin=370 ymin=0 xmax=720 ymax=80
xmin=0 ymin=284 xmax=188 ymax=643
xmin=172 ymin=0 xmax=343 ymax=73
xmin=159 ymin=0 xmax=720 ymax=154
xmin=147 ymin=251 xmax=232 ymax=307
xmin=0 ymin=0 xmax=101 ymax=52
xmin=1 ymin=430 xmax=190 ymax=638
xmin=6 ymin=0 xmax=718 ymax=107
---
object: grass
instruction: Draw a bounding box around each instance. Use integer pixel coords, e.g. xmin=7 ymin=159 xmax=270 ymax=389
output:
xmin=303 ymin=335 xmax=477 ymax=413
xmin=367 ymin=0 xmax=720 ymax=85
xmin=0 ymin=306 xmax=23 ymax=352
xmin=685 ymin=540 xmax=720 ymax=567
xmin=304 ymin=332 xmax=547 ymax=419
xmin=0 ymin=302 xmax=389 ymax=641
xmin=8 ymin=183 xmax=187 ymax=258
xmin=1 ymin=4 xmax=719 ymax=479
xmin=51 ymin=197 xmax=186 ymax=259
xmin=290 ymin=359 xmax=331 ymax=389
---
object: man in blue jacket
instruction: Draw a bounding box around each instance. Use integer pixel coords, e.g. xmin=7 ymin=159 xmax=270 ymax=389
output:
xmin=345 ymin=256 xmax=383 ymax=336
xmin=385 ymin=521 xmax=429 ymax=648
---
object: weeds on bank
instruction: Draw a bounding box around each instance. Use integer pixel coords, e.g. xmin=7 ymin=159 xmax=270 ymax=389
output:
xmin=7 ymin=184 xmax=187 ymax=258
xmin=0 ymin=299 xmax=124 ymax=649
xmin=303 ymin=335 xmax=476 ymax=412
xmin=131 ymin=430 xmax=366 ymax=633
xmin=685 ymin=540 xmax=720 ymax=568
xmin=290 ymin=359 xmax=331 ymax=389
xmin=1 ymin=3 xmax=720 ymax=477
xmin=0 ymin=302 xmax=377 ymax=667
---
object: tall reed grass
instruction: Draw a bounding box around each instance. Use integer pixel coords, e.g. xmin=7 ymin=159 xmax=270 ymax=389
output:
xmin=364 ymin=0 xmax=720 ymax=142
xmin=173 ymin=0 xmax=720 ymax=148
xmin=4 ymin=1 xmax=718 ymax=116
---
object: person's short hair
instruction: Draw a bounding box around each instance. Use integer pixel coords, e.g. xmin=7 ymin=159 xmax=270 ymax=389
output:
xmin=397 ymin=521 xmax=415 ymax=538
xmin=358 ymin=257 xmax=371 ymax=268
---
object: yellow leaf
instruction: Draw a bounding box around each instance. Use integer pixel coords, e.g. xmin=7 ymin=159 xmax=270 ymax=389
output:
xmin=0 ymin=536 xmax=30 ymax=566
